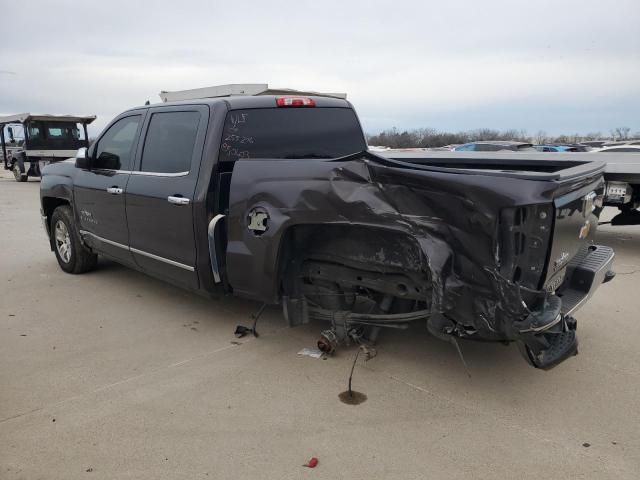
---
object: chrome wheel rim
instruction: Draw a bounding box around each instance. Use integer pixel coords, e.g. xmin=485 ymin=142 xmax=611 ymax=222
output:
xmin=54 ymin=220 xmax=72 ymax=263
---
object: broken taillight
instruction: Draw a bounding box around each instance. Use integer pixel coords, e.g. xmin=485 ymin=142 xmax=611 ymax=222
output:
xmin=276 ymin=96 xmax=316 ymax=107
xmin=498 ymin=204 xmax=553 ymax=290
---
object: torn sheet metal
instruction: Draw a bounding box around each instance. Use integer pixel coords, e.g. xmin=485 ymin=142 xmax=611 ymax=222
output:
xmin=224 ymin=152 xmax=611 ymax=367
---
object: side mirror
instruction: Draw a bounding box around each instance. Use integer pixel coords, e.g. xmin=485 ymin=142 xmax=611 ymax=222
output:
xmin=75 ymin=147 xmax=90 ymax=169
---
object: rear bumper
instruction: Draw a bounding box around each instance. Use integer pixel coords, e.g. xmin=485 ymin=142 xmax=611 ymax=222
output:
xmin=558 ymin=244 xmax=615 ymax=316
xmin=516 ymin=244 xmax=614 ymax=369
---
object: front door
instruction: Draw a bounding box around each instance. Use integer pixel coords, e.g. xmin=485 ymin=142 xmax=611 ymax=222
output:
xmin=74 ymin=113 xmax=144 ymax=265
xmin=125 ymin=106 xmax=208 ymax=289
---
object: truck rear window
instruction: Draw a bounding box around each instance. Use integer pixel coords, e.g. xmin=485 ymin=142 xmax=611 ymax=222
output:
xmin=219 ymin=107 xmax=365 ymax=161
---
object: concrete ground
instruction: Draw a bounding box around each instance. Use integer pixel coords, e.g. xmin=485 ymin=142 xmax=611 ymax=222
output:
xmin=1 ymin=171 xmax=639 ymax=480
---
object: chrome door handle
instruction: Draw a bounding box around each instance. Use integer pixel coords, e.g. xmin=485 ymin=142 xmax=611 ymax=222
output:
xmin=168 ymin=195 xmax=190 ymax=205
xmin=106 ymin=187 xmax=123 ymax=195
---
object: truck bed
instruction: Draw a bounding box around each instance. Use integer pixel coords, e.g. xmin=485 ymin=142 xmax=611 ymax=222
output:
xmin=369 ymin=150 xmax=606 ymax=182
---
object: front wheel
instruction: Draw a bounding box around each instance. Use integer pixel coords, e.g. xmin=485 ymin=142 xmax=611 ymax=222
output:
xmin=50 ymin=206 xmax=98 ymax=274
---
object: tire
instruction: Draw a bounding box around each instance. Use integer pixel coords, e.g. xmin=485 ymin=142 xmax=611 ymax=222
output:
xmin=51 ymin=206 xmax=98 ymax=274
xmin=12 ymin=161 xmax=27 ymax=182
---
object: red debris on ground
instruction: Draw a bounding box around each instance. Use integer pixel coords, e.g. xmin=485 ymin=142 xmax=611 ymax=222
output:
xmin=303 ymin=457 xmax=318 ymax=468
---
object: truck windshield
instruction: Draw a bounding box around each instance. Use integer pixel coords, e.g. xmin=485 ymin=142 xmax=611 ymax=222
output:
xmin=219 ymin=107 xmax=366 ymax=162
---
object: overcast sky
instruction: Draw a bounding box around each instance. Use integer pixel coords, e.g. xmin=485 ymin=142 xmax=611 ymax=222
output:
xmin=1 ymin=0 xmax=638 ymax=136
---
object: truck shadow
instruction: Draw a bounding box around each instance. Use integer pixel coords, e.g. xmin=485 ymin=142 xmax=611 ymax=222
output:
xmin=91 ymin=256 xmax=266 ymax=318
xmin=358 ymin=322 xmax=540 ymax=378
xmin=596 ymin=226 xmax=640 ymax=261
xmin=88 ymin=256 xmax=577 ymax=388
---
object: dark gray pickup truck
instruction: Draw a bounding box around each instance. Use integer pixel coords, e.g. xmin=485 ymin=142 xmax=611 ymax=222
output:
xmin=40 ymin=95 xmax=615 ymax=369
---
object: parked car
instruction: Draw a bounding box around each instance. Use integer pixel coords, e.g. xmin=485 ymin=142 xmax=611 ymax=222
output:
xmin=1 ymin=113 xmax=95 ymax=182
xmin=579 ymin=141 xmax=608 ymax=148
xmin=601 ymin=141 xmax=640 ymax=148
xmin=454 ymin=141 xmax=535 ymax=152
xmin=40 ymin=95 xmax=614 ymax=370
xmin=594 ymin=145 xmax=640 ymax=153
xmin=533 ymin=144 xmax=589 ymax=153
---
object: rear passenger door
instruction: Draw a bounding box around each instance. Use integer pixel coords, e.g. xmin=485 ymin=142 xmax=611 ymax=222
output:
xmin=125 ymin=106 xmax=208 ymax=289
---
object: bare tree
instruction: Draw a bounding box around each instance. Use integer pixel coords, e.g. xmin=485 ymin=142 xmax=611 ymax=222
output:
xmin=613 ymin=127 xmax=631 ymax=141
xmin=583 ymin=132 xmax=602 ymax=141
xmin=534 ymin=130 xmax=548 ymax=144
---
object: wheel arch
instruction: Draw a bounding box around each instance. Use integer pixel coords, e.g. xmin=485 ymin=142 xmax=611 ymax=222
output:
xmin=275 ymin=223 xmax=429 ymax=299
xmin=42 ymin=197 xmax=71 ymax=249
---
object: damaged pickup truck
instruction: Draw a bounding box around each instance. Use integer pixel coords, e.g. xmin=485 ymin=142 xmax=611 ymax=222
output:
xmin=40 ymin=95 xmax=615 ymax=369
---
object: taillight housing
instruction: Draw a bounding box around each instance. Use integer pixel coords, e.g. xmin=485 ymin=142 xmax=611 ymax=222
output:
xmin=276 ymin=96 xmax=316 ymax=107
xmin=498 ymin=204 xmax=553 ymax=291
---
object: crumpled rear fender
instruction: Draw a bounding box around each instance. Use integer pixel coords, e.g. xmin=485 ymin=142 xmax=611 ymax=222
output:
xmin=226 ymin=157 xmax=554 ymax=338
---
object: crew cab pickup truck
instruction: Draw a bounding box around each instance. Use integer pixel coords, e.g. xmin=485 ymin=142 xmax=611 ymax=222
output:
xmin=40 ymin=95 xmax=615 ymax=369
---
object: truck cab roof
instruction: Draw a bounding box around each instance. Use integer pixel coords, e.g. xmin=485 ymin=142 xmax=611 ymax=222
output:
xmin=133 ymin=95 xmax=353 ymax=113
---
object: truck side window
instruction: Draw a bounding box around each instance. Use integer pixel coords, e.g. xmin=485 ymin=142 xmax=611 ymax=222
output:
xmin=94 ymin=115 xmax=141 ymax=171
xmin=28 ymin=125 xmax=43 ymax=140
xmin=140 ymin=111 xmax=200 ymax=174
